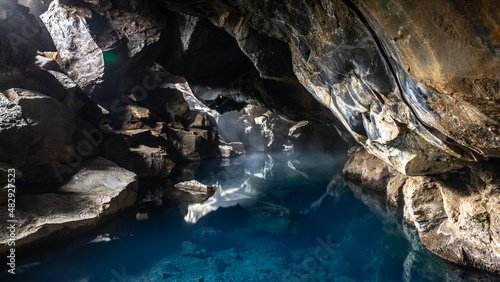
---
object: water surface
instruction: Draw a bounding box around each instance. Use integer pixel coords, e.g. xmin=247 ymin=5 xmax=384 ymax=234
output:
xmin=3 ymin=151 xmax=477 ymax=281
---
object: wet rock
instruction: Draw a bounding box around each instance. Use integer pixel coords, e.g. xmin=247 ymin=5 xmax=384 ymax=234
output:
xmin=344 ymin=148 xmax=500 ymax=273
xmin=207 ymin=257 xmax=227 ymax=272
xmin=343 ymin=148 xmax=404 ymax=192
xmin=246 ymin=201 xmax=292 ymax=234
xmin=403 ymin=164 xmax=500 ymax=273
xmin=0 ymin=157 xmax=138 ymax=254
xmin=174 ymin=180 xmax=215 ymax=195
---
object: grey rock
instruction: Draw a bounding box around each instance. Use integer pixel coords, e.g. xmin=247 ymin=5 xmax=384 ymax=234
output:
xmin=0 ymin=157 xmax=138 ymax=254
xmin=40 ymin=1 xmax=104 ymax=95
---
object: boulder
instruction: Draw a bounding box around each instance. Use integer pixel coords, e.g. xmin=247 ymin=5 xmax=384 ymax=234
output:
xmin=0 ymin=157 xmax=138 ymax=254
xmin=1 ymin=88 xmax=96 ymax=167
xmin=20 ymin=66 xmax=103 ymax=125
xmin=40 ymin=1 xmax=104 ymax=95
xmin=40 ymin=0 xmax=167 ymax=101
xmin=167 ymin=126 xmax=219 ymax=161
xmin=127 ymin=145 xmax=175 ymax=178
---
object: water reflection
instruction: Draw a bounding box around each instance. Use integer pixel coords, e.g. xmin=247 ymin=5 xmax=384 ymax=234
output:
xmin=181 ymin=152 xmax=341 ymax=227
xmin=5 ymin=151 xmax=492 ymax=281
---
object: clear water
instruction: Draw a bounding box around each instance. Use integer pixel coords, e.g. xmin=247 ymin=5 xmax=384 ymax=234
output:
xmin=2 ymin=151 xmax=481 ymax=281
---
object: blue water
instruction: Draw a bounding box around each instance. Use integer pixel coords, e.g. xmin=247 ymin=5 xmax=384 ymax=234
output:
xmin=2 ymin=151 xmax=478 ymax=281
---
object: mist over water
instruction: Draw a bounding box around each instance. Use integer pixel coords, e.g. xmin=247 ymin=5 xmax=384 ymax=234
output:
xmin=3 ymin=151 xmax=472 ymax=281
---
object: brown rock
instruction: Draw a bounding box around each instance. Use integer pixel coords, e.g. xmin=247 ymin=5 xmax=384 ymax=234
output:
xmin=343 ymin=148 xmax=403 ymax=192
xmin=127 ymin=145 xmax=175 ymax=178
xmin=167 ymin=126 xmax=219 ymax=161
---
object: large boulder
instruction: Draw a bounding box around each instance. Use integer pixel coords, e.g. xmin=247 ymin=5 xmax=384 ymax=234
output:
xmin=0 ymin=88 xmax=95 ymax=168
xmin=0 ymin=157 xmax=138 ymax=254
xmin=40 ymin=0 xmax=167 ymax=101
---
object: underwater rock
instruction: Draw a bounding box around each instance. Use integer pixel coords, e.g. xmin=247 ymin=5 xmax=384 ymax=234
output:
xmin=246 ymin=201 xmax=292 ymax=234
xmin=0 ymin=157 xmax=138 ymax=255
xmin=181 ymin=241 xmax=211 ymax=258
xmin=207 ymin=257 xmax=227 ymax=273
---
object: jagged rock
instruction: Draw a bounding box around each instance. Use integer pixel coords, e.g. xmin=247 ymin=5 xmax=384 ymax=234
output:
xmin=219 ymin=140 xmax=245 ymax=159
xmin=217 ymin=105 xmax=343 ymax=152
xmin=167 ymin=126 xmax=219 ymax=161
xmin=121 ymin=105 xmax=153 ymax=130
xmin=0 ymin=1 xmax=41 ymax=91
xmin=127 ymin=145 xmax=175 ymax=178
xmin=161 ymin=0 xmax=499 ymax=175
xmin=174 ymin=180 xmax=215 ymax=195
xmin=344 ymin=148 xmax=500 ymax=273
xmin=34 ymin=54 xmax=62 ymax=72
xmin=0 ymin=157 xmax=138 ymax=255
xmin=40 ymin=1 xmax=104 ymax=95
xmin=343 ymin=148 xmax=403 ymax=193
xmin=40 ymin=0 xmax=167 ymax=100
xmin=20 ymin=66 xmax=103 ymax=125
xmin=1 ymin=88 xmax=96 ymax=167
xmin=0 ymin=184 xmax=7 ymax=206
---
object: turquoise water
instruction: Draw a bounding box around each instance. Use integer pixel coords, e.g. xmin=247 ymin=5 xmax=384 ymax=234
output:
xmin=2 ymin=152 xmax=482 ymax=281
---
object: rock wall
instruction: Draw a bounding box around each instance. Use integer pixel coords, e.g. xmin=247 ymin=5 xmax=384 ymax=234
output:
xmin=344 ymin=148 xmax=500 ymax=274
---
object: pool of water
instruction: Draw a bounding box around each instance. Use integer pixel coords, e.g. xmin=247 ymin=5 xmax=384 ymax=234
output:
xmin=3 ymin=151 xmax=478 ymax=281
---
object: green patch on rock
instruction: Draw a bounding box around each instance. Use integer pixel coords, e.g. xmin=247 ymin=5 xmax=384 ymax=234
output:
xmin=376 ymin=0 xmax=392 ymax=15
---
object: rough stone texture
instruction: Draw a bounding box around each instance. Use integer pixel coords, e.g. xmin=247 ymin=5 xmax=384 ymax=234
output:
xmin=20 ymin=65 xmax=103 ymax=125
xmin=344 ymin=149 xmax=500 ymax=273
xmin=0 ymin=1 xmax=41 ymax=91
xmin=40 ymin=0 xmax=104 ymax=95
xmin=127 ymin=145 xmax=175 ymax=178
xmin=166 ymin=126 xmax=219 ymax=161
xmin=403 ymin=163 xmax=500 ymax=273
xmin=159 ymin=0 xmax=499 ymax=176
xmin=0 ymin=157 xmax=138 ymax=255
xmin=40 ymin=0 xmax=167 ymax=101
xmin=1 ymin=88 xmax=95 ymax=167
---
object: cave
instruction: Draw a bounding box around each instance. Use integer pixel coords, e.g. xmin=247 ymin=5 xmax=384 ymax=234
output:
xmin=0 ymin=0 xmax=499 ymax=280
